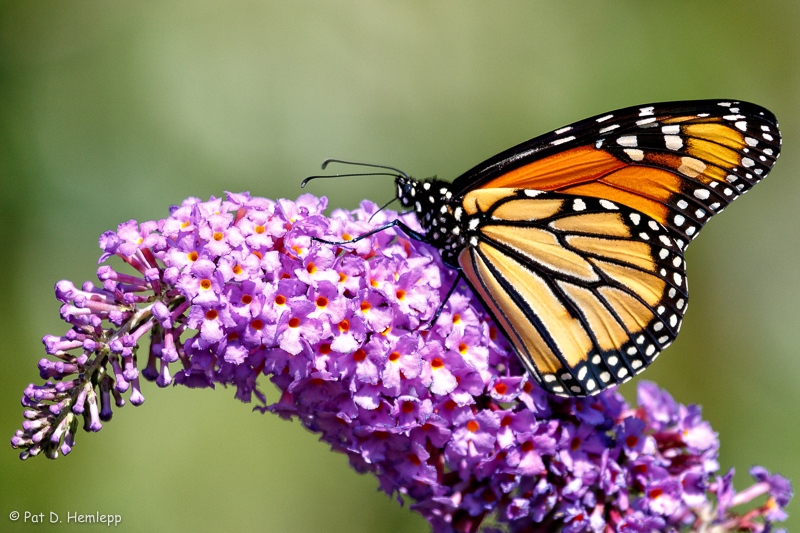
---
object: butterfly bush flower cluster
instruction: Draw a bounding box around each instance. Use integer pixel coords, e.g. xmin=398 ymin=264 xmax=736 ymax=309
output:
xmin=12 ymin=192 xmax=791 ymax=532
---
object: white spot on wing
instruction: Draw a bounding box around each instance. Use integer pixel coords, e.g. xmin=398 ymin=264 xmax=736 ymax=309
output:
xmin=625 ymin=149 xmax=644 ymax=161
xmin=599 ymin=124 xmax=619 ymax=134
xmin=555 ymin=126 xmax=572 ymax=135
xmin=617 ymin=136 xmax=637 ymax=147
xmin=596 ymin=114 xmax=614 ymax=122
xmin=665 ymin=135 xmax=682 ymax=150
xmin=551 ymin=136 xmax=576 ymax=146
xmin=678 ymin=157 xmax=706 ymax=178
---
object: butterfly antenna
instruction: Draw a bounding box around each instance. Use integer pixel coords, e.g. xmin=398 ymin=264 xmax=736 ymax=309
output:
xmin=368 ymin=196 xmax=399 ymax=223
xmin=301 ymin=172 xmax=399 ymax=188
xmin=321 ymin=158 xmax=410 ymax=180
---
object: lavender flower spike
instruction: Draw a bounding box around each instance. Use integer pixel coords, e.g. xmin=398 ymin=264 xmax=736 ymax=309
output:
xmin=12 ymin=191 xmax=792 ymax=532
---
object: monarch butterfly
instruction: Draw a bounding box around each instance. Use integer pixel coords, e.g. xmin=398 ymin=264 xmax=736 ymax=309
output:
xmin=309 ymin=100 xmax=781 ymax=397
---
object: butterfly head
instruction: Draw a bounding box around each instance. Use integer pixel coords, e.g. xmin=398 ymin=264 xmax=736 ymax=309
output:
xmin=395 ymin=175 xmax=420 ymax=208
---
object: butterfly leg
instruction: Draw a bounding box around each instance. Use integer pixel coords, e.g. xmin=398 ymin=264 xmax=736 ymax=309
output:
xmin=426 ymin=270 xmax=464 ymax=329
xmin=313 ymin=219 xmax=428 ymax=246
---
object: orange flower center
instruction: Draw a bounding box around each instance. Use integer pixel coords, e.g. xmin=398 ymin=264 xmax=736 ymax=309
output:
xmin=275 ymin=295 xmax=286 ymax=306
xmin=353 ymin=349 xmax=366 ymax=362
xmin=466 ymin=420 xmax=480 ymax=433
xmin=458 ymin=343 xmax=468 ymax=355
xmin=288 ymin=317 xmax=300 ymax=328
xmin=250 ymin=319 xmax=264 ymax=330
xmin=200 ymin=279 xmax=212 ymax=290
xmin=338 ymin=319 xmax=350 ymax=332
xmin=232 ymin=264 xmax=243 ymax=275
xmin=252 ymin=251 xmax=263 ymax=259
xmin=489 ymin=327 xmax=498 ymax=340
xmin=254 ymin=225 xmax=265 ymax=234
xmin=626 ymin=436 xmax=639 ymax=448
xmin=241 ymin=294 xmax=252 ymax=304
xmin=342 ymin=233 xmax=352 ymax=241
xmin=389 ymin=351 xmax=400 ymax=362
xmin=370 ymin=279 xmax=378 ymax=288
xmin=402 ymin=402 xmax=414 ymax=413
xmin=205 ymin=310 xmax=218 ymax=320
xmin=501 ymin=416 xmax=513 ymax=427
xmin=523 ymin=382 xmax=533 ymax=393
xmin=444 ymin=400 xmax=456 ymax=410
xmin=494 ymin=382 xmax=508 ymax=395
xmin=213 ymin=232 xmax=224 ymax=241
xmin=306 ymin=263 xmax=317 ymax=274
xmin=338 ymin=272 xmax=347 ymax=283
xmin=521 ymin=441 xmax=534 ymax=453
xmin=452 ymin=314 xmax=461 ymax=324
xmin=395 ymin=289 xmax=406 ymax=301
xmin=431 ymin=357 xmax=444 ymax=369
xmin=227 ymin=332 xmax=239 ymax=341
xmin=649 ymin=488 xmax=663 ymax=500
xmin=316 ymin=296 xmax=328 ymax=308
xmin=360 ymin=301 xmax=371 ymax=313
xmin=319 ymin=344 xmax=331 ymax=355
xmin=408 ymin=454 xmax=421 ymax=466
xmin=187 ymin=251 xmax=198 ymax=262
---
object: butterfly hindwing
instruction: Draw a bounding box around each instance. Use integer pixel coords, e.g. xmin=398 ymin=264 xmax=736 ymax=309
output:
xmin=457 ymin=189 xmax=687 ymax=396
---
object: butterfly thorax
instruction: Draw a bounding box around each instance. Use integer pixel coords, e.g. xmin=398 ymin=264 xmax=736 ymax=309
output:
xmin=396 ymin=176 xmax=465 ymax=267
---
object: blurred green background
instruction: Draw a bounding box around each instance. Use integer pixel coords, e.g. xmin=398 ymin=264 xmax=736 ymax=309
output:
xmin=1 ymin=1 xmax=798 ymax=531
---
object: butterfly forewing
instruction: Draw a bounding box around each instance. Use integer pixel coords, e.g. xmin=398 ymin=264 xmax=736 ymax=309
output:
xmin=453 ymin=100 xmax=781 ymax=251
xmin=457 ymin=190 xmax=687 ymax=396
